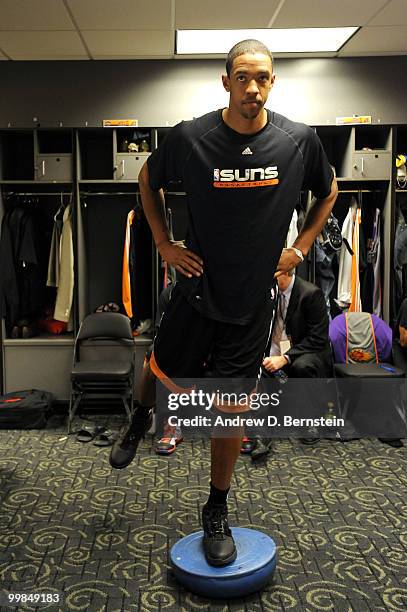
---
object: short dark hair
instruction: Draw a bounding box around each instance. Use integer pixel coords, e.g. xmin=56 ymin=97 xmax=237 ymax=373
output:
xmin=226 ymin=39 xmax=273 ymax=77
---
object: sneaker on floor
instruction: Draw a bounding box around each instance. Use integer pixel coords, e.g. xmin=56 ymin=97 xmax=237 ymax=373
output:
xmin=109 ymin=406 xmax=153 ymax=469
xmin=155 ymin=423 xmax=183 ymax=455
xmin=201 ymin=503 xmax=237 ymax=567
xmin=299 ymin=426 xmax=320 ymax=445
xmin=240 ymin=436 xmax=256 ymax=454
xmin=378 ymin=438 xmax=404 ymax=448
xmin=251 ymin=437 xmax=273 ymax=461
xmin=132 ymin=318 xmax=153 ymax=336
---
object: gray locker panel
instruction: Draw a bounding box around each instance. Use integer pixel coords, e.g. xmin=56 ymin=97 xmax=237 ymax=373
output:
xmin=35 ymin=154 xmax=72 ymax=181
xmin=352 ymin=152 xmax=391 ymax=180
xmin=114 ymin=152 xmax=150 ymax=181
xmin=3 ymin=341 xmax=74 ymax=400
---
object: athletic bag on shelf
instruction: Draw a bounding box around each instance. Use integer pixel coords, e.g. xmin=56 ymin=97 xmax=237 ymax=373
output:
xmin=0 ymin=389 xmax=54 ymax=429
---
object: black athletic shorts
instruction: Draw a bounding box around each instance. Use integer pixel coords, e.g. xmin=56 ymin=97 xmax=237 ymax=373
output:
xmin=150 ymin=283 xmax=275 ymax=385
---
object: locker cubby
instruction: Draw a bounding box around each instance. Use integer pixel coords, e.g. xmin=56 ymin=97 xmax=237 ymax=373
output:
xmin=114 ymin=129 xmax=151 ymax=182
xmin=316 ymin=126 xmax=353 ymax=178
xmin=332 ymin=186 xmax=388 ymax=225
xmin=35 ymin=129 xmax=73 ymax=182
xmin=396 ymin=126 xmax=407 ymax=154
xmin=80 ymin=193 xmax=133 ymax=311
xmin=354 ymin=125 xmax=391 ymax=151
xmin=78 ymin=130 xmax=114 ymax=180
xmin=78 ymin=187 xmax=153 ymax=322
xmin=0 ymin=188 xmax=74 ymax=340
xmin=115 ymin=128 xmax=151 ymax=153
xmin=37 ymin=130 xmax=72 ymax=154
xmin=0 ymin=131 xmax=35 ymax=181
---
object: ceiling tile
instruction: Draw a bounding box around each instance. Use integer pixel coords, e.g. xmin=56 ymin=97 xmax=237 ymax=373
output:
xmin=0 ymin=31 xmax=89 ymax=59
xmin=175 ymin=0 xmax=280 ymax=28
xmin=368 ymin=0 xmax=407 ymax=26
xmin=272 ymin=0 xmax=388 ymax=27
xmin=0 ymin=0 xmax=73 ymax=30
xmin=82 ymin=30 xmax=173 ymax=58
xmin=338 ymin=25 xmax=407 ymax=55
xmin=67 ymin=0 xmax=172 ymax=30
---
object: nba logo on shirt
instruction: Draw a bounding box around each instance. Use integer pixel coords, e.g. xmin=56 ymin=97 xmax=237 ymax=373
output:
xmin=214 ymin=169 xmax=220 ymax=181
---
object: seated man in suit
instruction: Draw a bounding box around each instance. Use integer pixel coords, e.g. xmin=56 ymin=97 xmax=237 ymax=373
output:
xmin=263 ymin=270 xmax=331 ymax=378
xmin=260 ymin=270 xmax=331 ymax=447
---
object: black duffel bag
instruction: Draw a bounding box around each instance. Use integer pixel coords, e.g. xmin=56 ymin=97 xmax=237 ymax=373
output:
xmin=0 ymin=389 xmax=54 ymax=429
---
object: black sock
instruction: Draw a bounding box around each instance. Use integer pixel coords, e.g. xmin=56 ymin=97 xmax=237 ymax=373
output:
xmin=206 ymin=482 xmax=230 ymax=506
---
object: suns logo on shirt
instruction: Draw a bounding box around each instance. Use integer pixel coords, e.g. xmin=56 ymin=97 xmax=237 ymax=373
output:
xmin=213 ymin=166 xmax=279 ymax=188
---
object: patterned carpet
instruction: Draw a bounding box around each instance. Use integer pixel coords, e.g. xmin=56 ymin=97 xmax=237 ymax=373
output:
xmin=0 ymin=415 xmax=406 ymax=612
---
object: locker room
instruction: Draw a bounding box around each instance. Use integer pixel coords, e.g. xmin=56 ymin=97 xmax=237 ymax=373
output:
xmin=0 ymin=1 xmax=406 ymax=611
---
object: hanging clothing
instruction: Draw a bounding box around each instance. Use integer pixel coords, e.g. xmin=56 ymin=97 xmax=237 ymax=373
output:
xmin=362 ymin=208 xmax=382 ymax=316
xmin=349 ymin=207 xmax=362 ymax=312
xmin=315 ymin=241 xmax=336 ymax=320
xmin=336 ymin=199 xmax=357 ymax=309
xmin=122 ymin=209 xmax=135 ymax=319
xmin=285 ymin=209 xmax=298 ymax=248
xmin=122 ymin=207 xmax=153 ymax=325
xmin=0 ymin=209 xmax=20 ymax=330
xmin=47 ymin=204 xmax=64 ymax=288
xmin=394 ymin=206 xmax=407 ymax=316
xmin=0 ymin=205 xmax=44 ymax=331
xmin=54 ymin=205 xmax=74 ymax=323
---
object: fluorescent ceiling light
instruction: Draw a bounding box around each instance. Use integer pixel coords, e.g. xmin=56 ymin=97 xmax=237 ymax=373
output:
xmin=176 ymin=28 xmax=359 ymax=54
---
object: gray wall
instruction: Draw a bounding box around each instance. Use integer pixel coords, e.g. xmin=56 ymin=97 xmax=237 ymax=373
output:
xmin=0 ymin=56 xmax=407 ymax=128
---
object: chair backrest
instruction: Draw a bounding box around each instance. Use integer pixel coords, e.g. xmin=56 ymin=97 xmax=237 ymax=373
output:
xmin=75 ymin=313 xmax=134 ymax=362
xmin=77 ymin=313 xmax=133 ymax=341
xmin=329 ymin=312 xmax=392 ymax=364
xmin=345 ymin=312 xmax=378 ymax=364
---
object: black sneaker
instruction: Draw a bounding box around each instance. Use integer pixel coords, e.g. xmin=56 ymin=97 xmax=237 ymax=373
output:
xmin=251 ymin=437 xmax=273 ymax=461
xmin=299 ymin=426 xmax=320 ymax=445
xmin=201 ymin=503 xmax=237 ymax=566
xmin=109 ymin=407 xmax=153 ymax=469
xmin=378 ymin=438 xmax=404 ymax=448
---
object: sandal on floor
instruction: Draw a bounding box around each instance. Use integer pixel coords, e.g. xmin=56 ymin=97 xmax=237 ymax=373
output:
xmin=76 ymin=425 xmax=105 ymax=442
xmin=93 ymin=429 xmax=119 ymax=447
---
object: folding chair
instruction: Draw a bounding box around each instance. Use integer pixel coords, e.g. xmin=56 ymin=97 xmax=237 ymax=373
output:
xmin=68 ymin=313 xmax=135 ymax=433
xmin=330 ymin=312 xmax=406 ymax=439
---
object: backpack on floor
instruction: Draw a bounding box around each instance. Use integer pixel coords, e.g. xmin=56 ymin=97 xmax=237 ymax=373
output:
xmin=0 ymin=389 xmax=54 ymax=429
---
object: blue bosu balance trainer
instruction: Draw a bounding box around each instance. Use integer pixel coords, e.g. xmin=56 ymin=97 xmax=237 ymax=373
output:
xmin=170 ymin=528 xmax=277 ymax=598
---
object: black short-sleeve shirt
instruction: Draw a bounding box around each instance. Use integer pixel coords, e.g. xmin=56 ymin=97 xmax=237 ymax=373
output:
xmin=147 ymin=109 xmax=334 ymax=325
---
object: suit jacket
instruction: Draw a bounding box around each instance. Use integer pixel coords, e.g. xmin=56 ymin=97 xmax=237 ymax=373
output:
xmin=281 ymin=276 xmax=331 ymax=366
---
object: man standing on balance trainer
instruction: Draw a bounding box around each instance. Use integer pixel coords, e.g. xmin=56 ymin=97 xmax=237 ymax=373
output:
xmin=110 ymin=39 xmax=338 ymax=566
